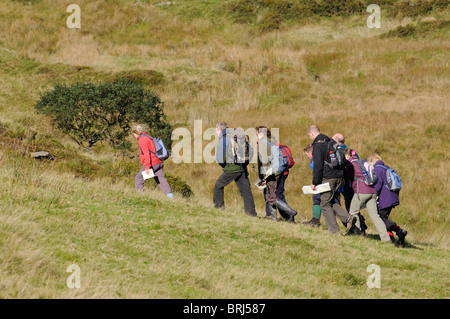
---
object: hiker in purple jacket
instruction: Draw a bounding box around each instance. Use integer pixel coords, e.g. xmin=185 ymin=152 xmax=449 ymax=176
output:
xmin=368 ymin=153 xmax=408 ymax=245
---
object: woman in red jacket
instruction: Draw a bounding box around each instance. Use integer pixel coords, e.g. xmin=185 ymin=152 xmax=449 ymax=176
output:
xmin=132 ymin=125 xmax=173 ymax=198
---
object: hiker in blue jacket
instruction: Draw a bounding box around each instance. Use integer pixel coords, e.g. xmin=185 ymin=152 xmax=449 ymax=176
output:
xmin=368 ymin=153 xmax=408 ymax=245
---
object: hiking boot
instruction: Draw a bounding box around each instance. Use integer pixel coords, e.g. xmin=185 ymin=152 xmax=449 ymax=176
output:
xmin=396 ymin=229 xmax=408 ymax=246
xmin=267 ymin=205 xmax=277 ymax=221
xmin=274 ymin=199 xmax=297 ymax=223
xmin=346 ymin=215 xmax=357 ymax=235
xmin=303 ymin=217 xmax=320 ymax=228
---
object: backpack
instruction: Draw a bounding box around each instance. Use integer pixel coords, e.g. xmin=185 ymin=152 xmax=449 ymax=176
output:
xmin=141 ymin=134 xmax=170 ymax=161
xmin=261 ymin=139 xmax=290 ymax=175
xmin=227 ymin=128 xmax=254 ymax=166
xmin=352 ymin=158 xmax=378 ymax=186
xmin=326 ymin=139 xmax=346 ymax=169
xmin=278 ymin=144 xmax=295 ymax=169
xmin=375 ymin=164 xmax=402 ymax=192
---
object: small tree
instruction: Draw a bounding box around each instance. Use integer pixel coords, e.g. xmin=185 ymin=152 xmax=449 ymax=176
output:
xmin=35 ymin=81 xmax=173 ymax=150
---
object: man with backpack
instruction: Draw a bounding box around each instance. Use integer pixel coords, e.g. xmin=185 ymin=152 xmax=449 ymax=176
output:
xmin=256 ymin=126 xmax=297 ymax=223
xmin=213 ymin=122 xmax=257 ymax=217
xmin=307 ymin=125 xmax=352 ymax=235
xmin=132 ymin=125 xmax=173 ymax=198
xmin=302 ymin=144 xmax=342 ymax=228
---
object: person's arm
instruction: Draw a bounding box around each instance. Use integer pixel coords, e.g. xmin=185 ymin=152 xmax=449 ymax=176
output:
xmin=312 ymin=143 xmax=324 ymax=186
xmin=374 ymin=166 xmax=384 ymax=195
xmin=139 ymin=137 xmax=152 ymax=173
xmin=216 ymin=135 xmax=226 ymax=168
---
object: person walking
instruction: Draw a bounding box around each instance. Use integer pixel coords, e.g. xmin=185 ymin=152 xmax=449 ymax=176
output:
xmin=332 ymin=133 xmax=354 ymax=212
xmin=302 ymin=144 xmax=341 ymax=228
xmin=132 ymin=125 xmax=173 ymax=198
xmin=368 ymin=153 xmax=408 ymax=245
xmin=213 ymin=122 xmax=257 ymax=217
xmin=256 ymin=126 xmax=297 ymax=222
xmin=345 ymin=149 xmax=391 ymax=242
xmin=307 ymin=125 xmax=352 ymax=235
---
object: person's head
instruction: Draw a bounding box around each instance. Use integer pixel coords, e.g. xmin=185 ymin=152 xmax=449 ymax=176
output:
xmin=332 ymin=133 xmax=345 ymax=145
xmin=215 ymin=122 xmax=228 ymax=137
xmin=307 ymin=125 xmax=320 ymax=141
xmin=131 ymin=124 xmax=145 ymax=139
xmin=256 ymin=126 xmax=271 ymax=143
xmin=367 ymin=153 xmax=382 ymax=165
xmin=304 ymin=144 xmax=313 ymax=160
xmin=344 ymin=148 xmax=354 ymax=160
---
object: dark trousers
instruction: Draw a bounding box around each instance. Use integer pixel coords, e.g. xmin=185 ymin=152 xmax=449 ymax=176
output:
xmin=378 ymin=206 xmax=397 ymax=231
xmin=265 ymin=173 xmax=288 ymax=217
xmin=342 ymin=185 xmax=354 ymax=212
xmin=321 ymin=178 xmax=350 ymax=234
xmin=213 ymin=170 xmax=257 ymax=216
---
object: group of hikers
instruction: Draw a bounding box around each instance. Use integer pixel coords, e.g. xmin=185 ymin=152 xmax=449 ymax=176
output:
xmin=131 ymin=123 xmax=408 ymax=245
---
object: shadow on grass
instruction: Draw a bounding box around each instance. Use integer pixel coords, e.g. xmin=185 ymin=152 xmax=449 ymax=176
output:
xmin=364 ymin=233 xmax=422 ymax=250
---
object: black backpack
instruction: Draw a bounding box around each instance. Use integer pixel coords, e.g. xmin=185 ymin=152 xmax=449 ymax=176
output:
xmin=326 ymin=139 xmax=346 ymax=169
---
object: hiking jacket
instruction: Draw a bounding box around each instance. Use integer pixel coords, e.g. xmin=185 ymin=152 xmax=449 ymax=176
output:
xmin=138 ymin=132 xmax=162 ymax=170
xmin=348 ymin=155 xmax=376 ymax=195
xmin=216 ymin=129 xmax=245 ymax=174
xmin=374 ymin=160 xmax=400 ymax=210
xmin=257 ymin=136 xmax=277 ymax=180
xmin=312 ymin=133 xmax=344 ymax=185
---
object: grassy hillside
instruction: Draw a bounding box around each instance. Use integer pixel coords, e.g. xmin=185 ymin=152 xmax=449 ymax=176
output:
xmin=1 ymin=152 xmax=448 ymax=298
xmin=0 ymin=0 xmax=449 ymax=298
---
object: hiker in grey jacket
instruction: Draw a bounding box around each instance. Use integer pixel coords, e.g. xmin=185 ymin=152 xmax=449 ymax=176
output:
xmin=256 ymin=126 xmax=296 ymax=222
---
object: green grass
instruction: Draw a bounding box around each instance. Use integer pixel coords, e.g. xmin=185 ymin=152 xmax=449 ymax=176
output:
xmin=1 ymin=152 xmax=449 ymax=298
xmin=0 ymin=0 xmax=449 ymax=298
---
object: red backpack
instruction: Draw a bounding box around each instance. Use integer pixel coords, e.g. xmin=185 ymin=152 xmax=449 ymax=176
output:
xmin=277 ymin=144 xmax=295 ymax=169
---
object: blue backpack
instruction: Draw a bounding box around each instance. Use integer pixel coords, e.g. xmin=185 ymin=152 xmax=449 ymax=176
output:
xmin=262 ymin=139 xmax=289 ymax=175
xmin=375 ymin=164 xmax=402 ymax=192
xmin=141 ymin=134 xmax=170 ymax=161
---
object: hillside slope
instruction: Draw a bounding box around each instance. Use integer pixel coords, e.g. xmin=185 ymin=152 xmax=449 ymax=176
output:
xmin=0 ymin=152 xmax=448 ymax=298
xmin=0 ymin=0 xmax=449 ymax=298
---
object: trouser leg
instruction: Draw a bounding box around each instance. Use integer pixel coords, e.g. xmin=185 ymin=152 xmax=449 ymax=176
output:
xmin=264 ymin=175 xmax=279 ymax=206
xmin=366 ymin=195 xmax=390 ymax=242
xmin=275 ymin=173 xmax=290 ymax=219
xmin=320 ymin=178 xmax=343 ymax=234
xmin=378 ymin=207 xmax=397 ymax=231
xmin=349 ymin=193 xmax=368 ymax=231
xmin=213 ymin=171 xmax=237 ymax=209
xmin=153 ymin=163 xmax=172 ymax=195
xmin=135 ymin=165 xmax=146 ymax=192
xmin=234 ymin=170 xmax=257 ymax=216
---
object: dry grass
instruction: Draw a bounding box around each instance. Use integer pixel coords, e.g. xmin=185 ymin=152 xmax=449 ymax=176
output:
xmin=0 ymin=0 xmax=449 ymax=298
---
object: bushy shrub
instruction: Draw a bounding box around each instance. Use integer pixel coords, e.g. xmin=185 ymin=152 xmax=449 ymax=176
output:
xmin=380 ymin=20 xmax=449 ymax=38
xmin=227 ymin=0 xmax=366 ymax=31
xmin=387 ymin=0 xmax=449 ymax=18
xmin=35 ymin=81 xmax=173 ymax=151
